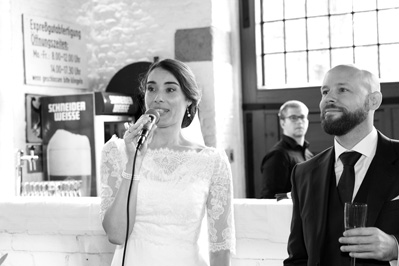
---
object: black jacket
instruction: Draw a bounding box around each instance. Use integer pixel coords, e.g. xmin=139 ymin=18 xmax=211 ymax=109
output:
xmin=260 ymin=135 xmax=313 ymax=199
xmin=285 ymin=132 xmax=399 ymax=266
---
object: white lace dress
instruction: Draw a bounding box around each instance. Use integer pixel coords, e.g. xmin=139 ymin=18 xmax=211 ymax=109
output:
xmin=100 ymin=136 xmax=235 ymax=266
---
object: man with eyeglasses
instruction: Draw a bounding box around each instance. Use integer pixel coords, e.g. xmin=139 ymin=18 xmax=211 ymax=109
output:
xmin=259 ymin=100 xmax=314 ymax=199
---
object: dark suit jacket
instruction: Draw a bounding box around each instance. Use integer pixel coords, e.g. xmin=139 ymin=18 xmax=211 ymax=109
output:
xmin=284 ymin=132 xmax=399 ymax=266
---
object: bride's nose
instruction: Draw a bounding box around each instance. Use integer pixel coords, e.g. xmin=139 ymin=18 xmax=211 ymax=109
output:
xmin=154 ymin=92 xmax=164 ymax=103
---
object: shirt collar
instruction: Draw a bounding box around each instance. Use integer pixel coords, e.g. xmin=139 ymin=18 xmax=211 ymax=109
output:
xmin=334 ymin=127 xmax=378 ymax=161
xmin=282 ymin=134 xmax=310 ymax=149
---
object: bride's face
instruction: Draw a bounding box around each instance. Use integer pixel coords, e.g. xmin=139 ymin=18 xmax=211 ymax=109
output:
xmin=144 ymin=67 xmax=191 ymax=128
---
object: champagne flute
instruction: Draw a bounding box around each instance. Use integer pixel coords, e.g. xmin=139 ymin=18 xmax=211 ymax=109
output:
xmin=344 ymin=202 xmax=367 ymax=266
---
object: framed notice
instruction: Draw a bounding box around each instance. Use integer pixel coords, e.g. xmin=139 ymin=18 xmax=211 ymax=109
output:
xmin=22 ymin=14 xmax=88 ymax=89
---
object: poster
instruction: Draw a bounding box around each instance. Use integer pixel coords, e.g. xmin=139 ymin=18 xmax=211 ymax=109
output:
xmin=41 ymin=94 xmax=96 ymax=196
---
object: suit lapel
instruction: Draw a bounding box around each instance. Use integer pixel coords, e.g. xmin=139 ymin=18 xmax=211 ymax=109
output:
xmin=309 ymin=148 xmax=335 ymax=254
xmin=363 ymin=133 xmax=399 ymax=226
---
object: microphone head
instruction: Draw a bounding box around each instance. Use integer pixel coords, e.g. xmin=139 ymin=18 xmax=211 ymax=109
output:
xmin=145 ymin=109 xmax=160 ymax=124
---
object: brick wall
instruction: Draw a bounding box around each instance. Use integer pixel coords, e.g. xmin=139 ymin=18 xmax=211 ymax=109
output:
xmin=0 ymin=198 xmax=114 ymax=266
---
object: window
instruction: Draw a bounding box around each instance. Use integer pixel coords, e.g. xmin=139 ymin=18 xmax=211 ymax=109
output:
xmin=256 ymin=0 xmax=399 ymax=89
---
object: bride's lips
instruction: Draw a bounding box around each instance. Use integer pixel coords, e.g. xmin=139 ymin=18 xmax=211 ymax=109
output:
xmin=154 ymin=108 xmax=168 ymax=115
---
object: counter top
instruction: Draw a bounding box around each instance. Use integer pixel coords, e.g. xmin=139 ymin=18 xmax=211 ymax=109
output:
xmin=234 ymin=198 xmax=292 ymax=241
xmin=0 ymin=197 xmax=103 ymax=234
xmin=0 ymin=197 xmax=292 ymax=236
xmin=0 ymin=197 xmax=293 ymax=266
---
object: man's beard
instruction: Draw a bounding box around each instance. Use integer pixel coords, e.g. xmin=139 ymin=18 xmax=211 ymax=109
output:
xmin=321 ymin=103 xmax=369 ymax=136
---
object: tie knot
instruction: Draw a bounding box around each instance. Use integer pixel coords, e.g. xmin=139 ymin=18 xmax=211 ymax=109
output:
xmin=340 ymin=151 xmax=362 ymax=166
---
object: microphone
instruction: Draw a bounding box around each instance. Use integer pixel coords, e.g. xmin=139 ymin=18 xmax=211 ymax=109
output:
xmin=136 ymin=109 xmax=160 ymax=150
xmin=124 ymin=110 xmax=159 ymax=266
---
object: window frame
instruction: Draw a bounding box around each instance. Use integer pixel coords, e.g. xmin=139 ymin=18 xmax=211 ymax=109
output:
xmin=240 ymin=0 xmax=399 ymax=106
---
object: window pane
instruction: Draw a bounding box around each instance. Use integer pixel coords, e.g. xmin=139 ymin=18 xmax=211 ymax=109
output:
xmin=354 ymin=46 xmax=379 ymax=76
xmin=255 ymin=0 xmax=261 ymax=24
xmin=257 ymin=54 xmax=263 ymax=86
xmin=380 ymin=44 xmax=399 ymax=81
xmin=264 ymin=53 xmax=286 ymax=87
xmin=263 ymin=0 xmax=283 ymax=21
xmin=378 ymin=0 xmax=399 ymax=9
xmin=285 ymin=0 xmax=306 ymax=19
xmin=353 ymin=0 xmax=376 ymax=11
xmin=255 ymin=0 xmax=399 ymax=89
xmin=331 ymin=47 xmax=354 ymax=67
xmin=255 ymin=23 xmax=262 ymax=55
xmin=307 ymin=0 xmax=329 ymax=17
xmin=330 ymin=14 xmax=353 ymax=48
xmin=354 ymin=11 xmax=377 ymax=45
xmin=308 ymin=17 xmax=329 ymax=49
xmin=285 ymin=19 xmax=306 ymax=52
xmin=263 ymin=21 xmax=285 ymax=53
xmin=286 ymin=51 xmax=307 ymax=85
xmin=378 ymin=9 xmax=399 ymax=43
xmin=330 ymin=0 xmax=352 ymax=14
xmin=308 ymin=49 xmax=330 ymax=84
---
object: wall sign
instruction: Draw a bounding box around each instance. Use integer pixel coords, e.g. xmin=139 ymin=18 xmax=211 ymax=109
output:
xmin=41 ymin=93 xmax=96 ymax=196
xmin=22 ymin=14 xmax=88 ymax=89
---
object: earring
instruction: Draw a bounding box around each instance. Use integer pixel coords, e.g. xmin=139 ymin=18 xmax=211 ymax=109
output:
xmin=186 ymin=107 xmax=191 ymax=118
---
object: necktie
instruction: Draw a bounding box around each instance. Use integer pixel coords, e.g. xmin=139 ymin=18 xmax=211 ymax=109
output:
xmin=338 ymin=151 xmax=362 ymax=204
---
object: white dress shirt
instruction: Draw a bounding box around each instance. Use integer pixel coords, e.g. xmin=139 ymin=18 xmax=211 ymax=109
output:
xmin=334 ymin=127 xmax=398 ymax=265
xmin=334 ymin=127 xmax=378 ymax=201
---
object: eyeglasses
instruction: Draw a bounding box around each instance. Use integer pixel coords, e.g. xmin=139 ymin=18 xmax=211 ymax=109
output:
xmin=284 ymin=115 xmax=308 ymax=122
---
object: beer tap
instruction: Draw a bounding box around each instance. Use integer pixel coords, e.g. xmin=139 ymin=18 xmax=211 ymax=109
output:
xmin=15 ymin=146 xmax=39 ymax=196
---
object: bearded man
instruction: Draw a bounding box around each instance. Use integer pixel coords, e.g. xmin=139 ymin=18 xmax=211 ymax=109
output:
xmin=284 ymin=64 xmax=399 ymax=266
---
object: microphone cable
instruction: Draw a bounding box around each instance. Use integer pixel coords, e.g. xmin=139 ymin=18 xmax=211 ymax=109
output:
xmin=121 ymin=147 xmax=139 ymax=266
xmin=120 ymin=110 xmax=159 ymax=265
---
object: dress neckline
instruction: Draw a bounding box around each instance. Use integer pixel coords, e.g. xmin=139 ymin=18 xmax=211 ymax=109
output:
xmin=147 ymin=146 xmax=211 ymax=155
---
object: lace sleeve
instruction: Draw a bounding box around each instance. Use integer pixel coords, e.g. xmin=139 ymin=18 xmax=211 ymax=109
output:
xmin=206 ymin=149 xmax=236 ymax=254
xmin=99 ymin=136 xmax=126 ymax=221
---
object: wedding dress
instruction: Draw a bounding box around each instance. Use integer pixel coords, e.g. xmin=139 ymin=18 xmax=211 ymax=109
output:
xmin=100 ymin=136 xmax=235 ymax=266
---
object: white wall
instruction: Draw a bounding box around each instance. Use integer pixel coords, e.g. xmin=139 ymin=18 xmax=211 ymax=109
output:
xmin=0 ymin=198 xmax=291 ymax=266
xmin=0 ymin=0 xmax=245 ymax=198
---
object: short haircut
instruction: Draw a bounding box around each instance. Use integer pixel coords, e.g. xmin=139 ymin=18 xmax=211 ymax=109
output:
xmin=331 ymin=64 xmax=381 ymax=93
xmin=278 ymin=100 xmax=309 ymax=120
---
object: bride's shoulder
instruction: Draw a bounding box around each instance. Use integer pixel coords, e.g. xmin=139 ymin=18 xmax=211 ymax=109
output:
xmin=188 ymin=142 xmax=208 ymax=153
xmin=190 ymin=144 xmax=226 ymax=160
xmin=182 ymin=140 xmax=216 ymax=154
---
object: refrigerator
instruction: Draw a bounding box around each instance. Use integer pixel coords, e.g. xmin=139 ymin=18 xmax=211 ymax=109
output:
xmin=41 ymin=92 xmax=138 ymax=196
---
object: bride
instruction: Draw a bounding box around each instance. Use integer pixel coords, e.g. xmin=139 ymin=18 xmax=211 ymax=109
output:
xmin=100 ymin=58 xmax=235 ymax=266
